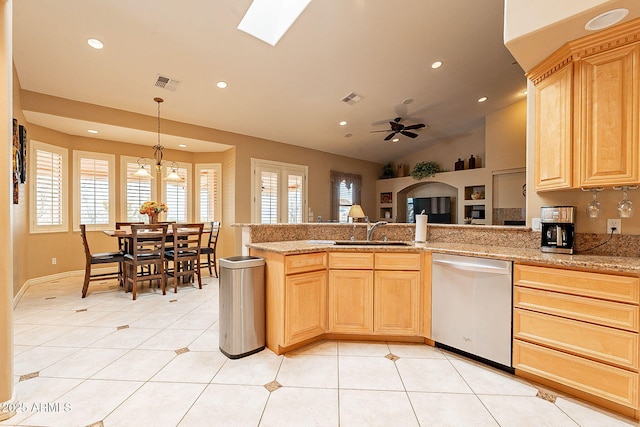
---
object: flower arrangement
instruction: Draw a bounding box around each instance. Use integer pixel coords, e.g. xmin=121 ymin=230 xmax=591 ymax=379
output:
xmin=139 ymin=201 xmax=168 ymax=216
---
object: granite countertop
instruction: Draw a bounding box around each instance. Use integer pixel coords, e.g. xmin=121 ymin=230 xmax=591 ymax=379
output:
xmin=246 ymin=240 xmax=640 ymax=275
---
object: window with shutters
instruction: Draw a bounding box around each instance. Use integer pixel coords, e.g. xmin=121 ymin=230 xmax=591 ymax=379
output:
xmin=162 ymin=163 xmax=191 ymax=223
xmin=121 ymin=156 xmax=157 ymax=222
xmin=338 ymin=180 xmax=354 ymax=223
xmin=30 ymin=141 xmax=69 ymax=233
xmin=251 ymin=159 xmax=307 ymax=223
xmin=195 ymin=164 xmax=222 ymax=223
xmin=73 ymin=151 xmax=116 ymax=231
xmin=330 ymin=171 xmax=361 ymax=222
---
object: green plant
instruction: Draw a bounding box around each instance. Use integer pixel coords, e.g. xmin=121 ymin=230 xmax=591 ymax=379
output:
xmin=380 ymin=162 xmax=396 ymax=179
xmin=411 ymin=161 xmax=442 ymax=180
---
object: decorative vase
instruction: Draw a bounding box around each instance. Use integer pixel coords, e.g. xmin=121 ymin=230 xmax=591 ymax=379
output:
xmin=148 ymin=212 xmax=158 ymax=224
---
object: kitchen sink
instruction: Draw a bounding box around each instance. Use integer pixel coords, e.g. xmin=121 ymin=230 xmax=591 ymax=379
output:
xmin=332 ymin=240 xmax=413 ymax=246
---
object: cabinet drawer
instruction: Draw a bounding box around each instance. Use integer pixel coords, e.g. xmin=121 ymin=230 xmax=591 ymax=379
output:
xmin=514 ymin=286 xmax=639 ymax=331
xmin=514 ymin=309 xmax=638 ymax=370
xmin=374 ymin=252 xmax=421 ymax=271
xmin=514 ymin=264 xmax=639 ymax=304
xmin=513 ymin=340 xmax=639 ymax=409
xmin=328 ymin=252 xmax=374 ymax=270
xmin=285 ymin=252 xmax=327 ymax=275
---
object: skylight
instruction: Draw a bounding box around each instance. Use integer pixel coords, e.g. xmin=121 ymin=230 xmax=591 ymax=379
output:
xmin=237 ymin=0 xmax=312 ymax=46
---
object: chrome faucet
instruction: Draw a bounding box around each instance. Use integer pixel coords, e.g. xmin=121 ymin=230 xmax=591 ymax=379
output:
xmin=367 ymin=220 xmax=387 ymax=241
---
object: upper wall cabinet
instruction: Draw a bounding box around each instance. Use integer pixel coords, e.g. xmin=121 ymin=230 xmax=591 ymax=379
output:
xmin=529 ymin=18 xmax=640 ymax=191
xmin=578 ymin=44 xmax=639 ymax=187
xmin=534 ymin=64 xmax=574 ymax=191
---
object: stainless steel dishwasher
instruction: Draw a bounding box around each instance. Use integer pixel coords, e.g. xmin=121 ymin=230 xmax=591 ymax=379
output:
xmin=431 ymin=253 xmax=513 ymax=370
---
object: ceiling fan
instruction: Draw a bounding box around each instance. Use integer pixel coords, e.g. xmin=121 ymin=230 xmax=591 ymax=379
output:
xmin=370 ymin=117 xmax=427 ymax=141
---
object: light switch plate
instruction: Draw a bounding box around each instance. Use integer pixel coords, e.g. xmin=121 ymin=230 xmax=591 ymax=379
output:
xmin=532 ymin=218 xmax=541 ymax=232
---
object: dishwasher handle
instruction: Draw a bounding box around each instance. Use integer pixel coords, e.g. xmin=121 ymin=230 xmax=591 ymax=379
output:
xmin=432 ymin=258 xmax=511 ymax=275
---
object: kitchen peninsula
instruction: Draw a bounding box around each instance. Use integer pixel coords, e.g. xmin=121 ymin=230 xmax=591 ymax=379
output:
xmin=240 ymin=222 xmax=640 ymax=420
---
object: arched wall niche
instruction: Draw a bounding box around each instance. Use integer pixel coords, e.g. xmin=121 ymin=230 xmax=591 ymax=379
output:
xmin=397 ymin=181 xmax=458 ymax=223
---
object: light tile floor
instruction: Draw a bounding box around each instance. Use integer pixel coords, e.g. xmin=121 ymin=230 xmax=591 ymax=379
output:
xmin=1 ymin=275 xmax=637 ymax=426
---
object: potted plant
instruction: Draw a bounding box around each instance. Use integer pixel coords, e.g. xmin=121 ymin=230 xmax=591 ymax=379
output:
xmin=410 ymin=161 xmax=442 ymax=180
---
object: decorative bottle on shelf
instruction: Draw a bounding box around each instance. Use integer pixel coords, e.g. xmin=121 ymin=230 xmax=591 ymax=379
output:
xmin=454 ymin=158 xmax=464 ymax=171
xmin=468 ymin=155 xmax=476 ymax=169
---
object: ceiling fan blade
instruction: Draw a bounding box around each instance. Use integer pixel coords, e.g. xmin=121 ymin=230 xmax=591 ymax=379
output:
xmin=384 ymin=132 xmax=397 ymax=141
xmin=403 ymin=123 xmax=426 ymax=131
xmin=401 ymin=131 xmax=419 ymax=138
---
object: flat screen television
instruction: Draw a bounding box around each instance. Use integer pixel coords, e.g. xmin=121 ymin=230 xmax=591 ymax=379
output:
xmin=407 ymin=197 xmax=452 ymax=224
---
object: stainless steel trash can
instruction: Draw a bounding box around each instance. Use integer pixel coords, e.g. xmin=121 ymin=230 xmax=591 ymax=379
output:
xmin=219 ymin=255 xmax=266 ymax=359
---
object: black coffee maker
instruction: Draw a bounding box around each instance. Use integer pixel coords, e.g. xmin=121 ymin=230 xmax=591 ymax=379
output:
xmin=540 ymin=206 xmax=575 ymax=254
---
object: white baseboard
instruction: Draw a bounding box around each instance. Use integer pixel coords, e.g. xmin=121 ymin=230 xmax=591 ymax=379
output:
xmin=13 ymin=267 xmax=119 ymax=308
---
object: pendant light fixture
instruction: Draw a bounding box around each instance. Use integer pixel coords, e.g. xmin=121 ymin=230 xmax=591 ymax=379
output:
xmin=132 ymin=97 xmax=183 ymax=182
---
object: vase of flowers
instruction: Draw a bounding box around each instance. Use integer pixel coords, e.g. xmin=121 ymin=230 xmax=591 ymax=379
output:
xmin=140 ymin=201 xmax=168 ymax=224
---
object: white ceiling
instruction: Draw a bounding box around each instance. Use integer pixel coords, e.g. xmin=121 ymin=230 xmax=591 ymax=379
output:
xmin=13 ymin=0 xmax=528 ymax=163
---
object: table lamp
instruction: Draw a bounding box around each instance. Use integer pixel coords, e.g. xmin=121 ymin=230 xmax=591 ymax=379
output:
xmin=348 ymin=204 xmax=366 ymax=223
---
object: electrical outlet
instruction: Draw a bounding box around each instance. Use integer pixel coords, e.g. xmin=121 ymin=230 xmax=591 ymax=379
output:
xmin=532 ymin=218 xmax=541 ymax=232
xmin=51 ymin=257 xmax=57 ymax=265
xmin=607 ymin=219 xmax=621 ymax=234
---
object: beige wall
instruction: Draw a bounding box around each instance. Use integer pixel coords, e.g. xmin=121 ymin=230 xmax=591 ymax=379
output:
xmin=394 ymin=126 xmax=486 ymax=174
xmin=485 ymin=100 xmax=527 ymax=172
xmin=13 ymin=90 xmax=382 ymax=295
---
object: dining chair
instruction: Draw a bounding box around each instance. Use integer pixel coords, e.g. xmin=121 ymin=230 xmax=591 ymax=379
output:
xmin=115 ymin=221 xmax=144 ymax=278
xmin=200 ymin=221 xmax=221 ymax=277
xmin=80 ymin=224 xmax=125 ymax=298
xmin=165 ymin=223 xmax=204 ymax=292
xmin=122 ymin=223 xmax=168 ymax=300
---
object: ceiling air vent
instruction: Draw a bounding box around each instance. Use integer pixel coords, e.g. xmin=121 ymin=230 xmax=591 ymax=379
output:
xmin=154 ymin=74 xmax=181 ymax=92
xmin=341 ymin=92 xmax=363 ymax=105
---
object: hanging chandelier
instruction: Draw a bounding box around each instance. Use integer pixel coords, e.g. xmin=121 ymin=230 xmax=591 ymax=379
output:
xmin=132 ymin=97 xmax=183 ymax=182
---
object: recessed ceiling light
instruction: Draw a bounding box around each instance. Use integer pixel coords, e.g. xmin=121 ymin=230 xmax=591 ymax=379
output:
xmin=344 ymin=133 xmax=353 ymax=138
xmin=87 ymin=129 xmax=98 ymax=134
xmin=216 ymin=81 xmax=228 ymax=89
xmin=392 ymin=138 xmax=400 ymax=143
xmin=87 ymin=38 xmax=104 ymax=49
xmin=178 ymin=144 xmax=187 ymax=148
xmin=431 ymin=60 xmax=443 ymax=69
xmin=478 ymin=96 xmax=488 ymax=103
xmin=402 ymin=98 xmax=414 ymax=105
xmin=339 ymin=120 xmax=347 ymax=126
xmin=585 ymin=8 xmax=628 ymax=31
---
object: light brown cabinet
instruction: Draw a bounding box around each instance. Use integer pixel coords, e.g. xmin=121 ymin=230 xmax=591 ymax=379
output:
xmin=250 ymin=249 xmax=328 ymax=354
xmin=578 ymin=43 xmax=640 ymax=187
xmin=284 ymin=269 xmax=327 ymax=346
xmin=513 ymin=263 xmax=640 ymax=412
xmin=530 ymin=19 xmax=640 ymax=191
xmin=328 ymin=251 xmax=422 ymax=336
xmin=328 ymin=269 xmax=374 ymax=334
xmin=533 ymin=64 xmax=574 ymax=191
xmin=373 ymin=270 xmax=420 ymax=334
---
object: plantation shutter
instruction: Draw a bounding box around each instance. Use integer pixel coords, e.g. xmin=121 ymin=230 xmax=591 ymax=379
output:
xmin=35 ymin=148 xmax=64 ymax=226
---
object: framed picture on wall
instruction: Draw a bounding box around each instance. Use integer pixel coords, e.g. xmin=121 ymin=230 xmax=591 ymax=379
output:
xmin=19 ymin=125 xmax=27 ymax=183
xmin=12 ymin=119 xmax=19 ymax=204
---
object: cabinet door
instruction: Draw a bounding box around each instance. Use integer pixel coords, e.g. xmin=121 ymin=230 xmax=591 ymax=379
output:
xmin=578 ymin=44 xmax=640 ymax=187
xmin=374 ymin=270 xmax=420 ymax=334
xmin=534 ymin=63 xmax=574 ymax=191
xmin=328 ymin=270 xmax=374 ymax=334
xmin=284 ymin=270 xmax=327 ymax=346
